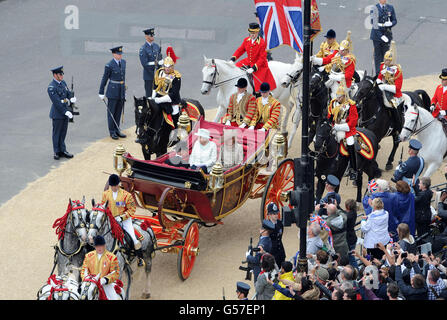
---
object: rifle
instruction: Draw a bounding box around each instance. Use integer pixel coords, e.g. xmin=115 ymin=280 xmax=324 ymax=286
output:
xmin=222 ymin=287 xmax=225 ymax=300
xmin=68 ymin=76 xmax=79 ymax=122
xmin=151 ymin=39 xmax=163 ymax=96
xmin=239 ymin=237 xmax=260 ymax=281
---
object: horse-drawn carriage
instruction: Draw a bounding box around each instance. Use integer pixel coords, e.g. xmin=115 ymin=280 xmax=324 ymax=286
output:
xmin=112 ymin=115 xmax=295 ymax=280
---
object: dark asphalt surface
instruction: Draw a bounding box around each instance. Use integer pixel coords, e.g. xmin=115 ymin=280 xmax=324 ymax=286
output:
xmin=1 ymin=0 xmax=446 ymax=205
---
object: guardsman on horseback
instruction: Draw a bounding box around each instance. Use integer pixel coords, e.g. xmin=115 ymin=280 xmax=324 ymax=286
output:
xmin=48 ymin=66 xmax=75 ymax=160
xmin=139 ymin=28 xmax=163 ymax=98
xmin=222 ymin=78 xmax=257 ymax=128
xmin=102 ymin=174 xmax=145 ymax=267
xmin=324 ymin=31 xmax=356 ymax=100
xmin=310 ymin=29 xmax=339 ymax=73
xmin=249 ymin=82 xmax=282 ymax=131
xmin=230 ymin=22 xmax=277 ymax=95
xmin=150 ymin=47 xmax=181 ymax=130
xmin=327 ymin=82 xmax=359 ymax=180
xmin=430 ymin=68 xmax=447 ymax=121
xmin=81 ymin=235 xmax=121 ymax=300
xmin=98 ymin=46 xmax=127 ymax=140
xmin=376 ymin=41 xmax=403 ymax=132
xmin=392 ymin=139 xmax=424 ymax=193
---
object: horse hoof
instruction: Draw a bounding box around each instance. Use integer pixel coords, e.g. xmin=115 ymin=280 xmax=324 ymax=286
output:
xmin=385 ymin=164 xmax=393 ymax=171
xmin=141 ymin=293 xmax=151 ymax=299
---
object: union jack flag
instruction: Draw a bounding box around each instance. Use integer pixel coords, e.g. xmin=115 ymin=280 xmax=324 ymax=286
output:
xmin=255 ymin=0 xmax=304 ymax=52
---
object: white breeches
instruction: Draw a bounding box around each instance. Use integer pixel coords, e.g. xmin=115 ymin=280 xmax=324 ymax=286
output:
xmin=122 ymin=219 xmax=138 ymax=243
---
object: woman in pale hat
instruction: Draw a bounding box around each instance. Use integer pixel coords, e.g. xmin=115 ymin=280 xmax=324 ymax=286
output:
xmin=189 ymin=128 xmax=217 ymax=174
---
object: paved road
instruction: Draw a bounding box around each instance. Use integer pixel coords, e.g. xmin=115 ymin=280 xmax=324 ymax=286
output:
xmin=1 ymin=0 xmax=446 ymax=205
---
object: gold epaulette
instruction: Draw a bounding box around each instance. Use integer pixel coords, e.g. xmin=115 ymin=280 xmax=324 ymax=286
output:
xmin=173 ymin=70 xmax=182 ymax=78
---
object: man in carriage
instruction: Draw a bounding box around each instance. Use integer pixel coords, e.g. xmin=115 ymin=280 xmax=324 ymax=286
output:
xmin=310 ymin=29 xmax=339 ymax=73
xmin=102 ymin=174 xmax=145 ymax=267
xmin=230 ymin=22 xmax=276 ymax=95
xmin=327 ymin=82 xmax=359 ymax=181
xmin=376 ymin=41 xmax=404 ymax=133
xmin=248 ymin=82 xmax=282 ymax=131
xmin=430 ymin=68 xmax=447 ymax=122
xmin=150 ymin=47 xmax=181 ymax=130
xmin=222 ymin=78 xmax=257 ymax=128
xmin=81 ymin=235 xmax=121 ymax=300
xmin=316 ymin=31 xmax=356 ymax=100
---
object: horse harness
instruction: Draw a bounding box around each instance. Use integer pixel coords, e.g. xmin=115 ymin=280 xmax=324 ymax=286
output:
xmin=403 ymin=108 xmax=436 ymax=137
xmin=202 ymin=59 xmax=251 ymax=89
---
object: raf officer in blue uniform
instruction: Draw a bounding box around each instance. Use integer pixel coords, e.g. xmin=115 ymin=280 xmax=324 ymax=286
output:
xmin=47 ymin=66 xmax=75 ymax=160
xmin=370 ymin=0 xmax=397 ymax=75
xmin=246 ymin=219 xmax=274 ymax=283
xmin=139 ymin=28 xmax=163 ymax=98
xmin=99 ymin=46 xmax=127 ymax=140
xmin=236 ymin=282 xmax=251 ymax=300
xmin=392 ymin=139 xmax=424 ymax=192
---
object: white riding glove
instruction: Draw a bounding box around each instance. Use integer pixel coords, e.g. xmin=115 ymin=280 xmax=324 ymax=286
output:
xmin=376 ymin=78 xmax=383 ymax=85
xmin=383 ymin=21 xmax=393 ymax=27
xmin=329 ymin=73 xmax=344 ymax=82
xmin=65 ymin=111 xmax=73 ymax=119
xmin=378 ymin=84 xmax=396 ymax=94
xmin=441 ymin=110 xmax=446 ymax=116
xmin=172 ymin=104 xmax=179 ymax=115
xmin=333 ymin=123 xmax=350 ymax=132
xmin=248 ymin=126 xmax=254 ymax=130
xmin=100 ymin=278 xmax=107 ymax=286
xmin=225 ymin=120 xmax=231 ymax=126
xmin=239 ymin=123 xmax=247 ymax=128
xmin=115 ymin=216 xmax=123 ymax=223
xmin=318 ymin=66 xmax=326 ymax=72
xmin=312 ymin=56 xmax=323 ymax=66
xmin=99 ymin=94 xmax=105 ymax=100
xmin=154 ymin=95 xmax=172 ymax=104
xmin=70 ymin=97 xmax=77 ymax=103
xmin=246 ymin=68 xmax=254 ymax=74
xmin=381 ymin=35 xmax=389 ymax=43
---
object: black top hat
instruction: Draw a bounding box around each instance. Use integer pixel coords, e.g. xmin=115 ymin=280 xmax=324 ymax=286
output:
xmin=236 ymin=281 xmax=250 ymax=294
xmin=324 ymin=29 xmax=336 ymax=39
xmin=267 ymin=202 xmax=279 ymax=214
xmin=110 ymin=46 xmax=123 ymax=54
xmin=235 ymin=78 xmax=248 ymax=88
xmin=143 ymin=28 xmax=155 ymax=36
xmin=51 ymin=66 xmax=64 ymax=75
xmin=260 ymin=82 xmax=270 ymax=92
xmin=248 ymin=22 xmax=261 ymax=32
xmin=94 ymin=235 xmax=106 ymax=246
xmin=326 ymin=174 xmax=340 ymax=187
xmin=440 ymin=68 xmax=447 ymax=80
xmin=108 ymin=174 xmax=120 ymax=186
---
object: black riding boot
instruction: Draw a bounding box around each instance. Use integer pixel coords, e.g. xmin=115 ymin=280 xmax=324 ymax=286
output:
xmin=347 ymin=144 xmax=358 ymax=181
xmin=389 ymin=107 xmax=402 ymax=133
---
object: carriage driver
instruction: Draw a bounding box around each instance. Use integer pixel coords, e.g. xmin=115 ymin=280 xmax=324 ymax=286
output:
xmin=81 ymin=235 xmax=121 ymax=300
xmin=310 ymin=29 xmax=340 ymax=73
xmin=222 ymin=78 xmax=257 ymax=128
xmin=230 ymin=22 xmax=277 ymax=95
xmin=150 ymin=47 xmax=181 ymax=130
xmin=430 ymin=68 xmax=447 ymax=121
xmin=102 ymin=174 xmax=145 ymax=267
xmin=327 ymin=83 xmax=359 ymax=181
xmin=248 ymin=82 xmax=282 ymax=131
xmin=376 ymin=41 xmax=403 ymax=133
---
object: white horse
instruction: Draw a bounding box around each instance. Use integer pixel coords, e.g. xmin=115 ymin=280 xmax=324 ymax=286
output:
xmin=37 ymin=268 xmax=80 ymax=300
xmin=79 ymin=272 xmax=124 ymax=300
xmin=201 ymin=55 xmax=302 ymax=145
xmin=399 ymin=104 xmax=447 ymax=177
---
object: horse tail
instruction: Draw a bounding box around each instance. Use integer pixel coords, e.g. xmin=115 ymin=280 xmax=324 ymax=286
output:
xmin=414 ymin=89 xmax=431 ymax=111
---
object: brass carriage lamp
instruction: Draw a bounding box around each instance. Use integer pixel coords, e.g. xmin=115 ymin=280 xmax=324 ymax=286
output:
xmin=113 ymin=144 xmax=127 ymax=176
xmin=271 ymin=133 xmax=286 ymax=162
xmin=177 ymin=111 xmax=191 ymax=141
xmin=208 ymin=162 xmax=224 ymax=204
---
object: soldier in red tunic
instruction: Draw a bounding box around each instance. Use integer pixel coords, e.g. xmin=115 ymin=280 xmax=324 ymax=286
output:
xmin=230 ymin=23 xmax=276 ymax=94
xmin=431 ymin=68 xmax=447 ymax=121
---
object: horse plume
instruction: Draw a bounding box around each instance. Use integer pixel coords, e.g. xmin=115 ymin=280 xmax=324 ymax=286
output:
xmin=166 ymin=46 xmax=179 ymax=63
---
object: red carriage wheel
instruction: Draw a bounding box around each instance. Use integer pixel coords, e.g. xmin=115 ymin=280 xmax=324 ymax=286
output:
xmin=177 ymin=220 xmax=199 ymax=281
xmin=260 ymin=159 xmax=295 ymax=222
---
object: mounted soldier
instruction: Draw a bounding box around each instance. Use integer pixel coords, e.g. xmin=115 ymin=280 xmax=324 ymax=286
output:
xmin=323 ymin=31 xmax=356 ymax=100
xmin=230 ymin=22 xmax=276 ymax=95
xmin=327 ymin=81 xmax=359 ymax=180
xmin=149 ymin=47 xmax=181 ymax=131
xmin=222 ymin=78 xmax=257 ymax=128
xmin=310 ymin=29 xmax=339 ymax=74
xmin=376 ymin=41 xmax=403 ymax=133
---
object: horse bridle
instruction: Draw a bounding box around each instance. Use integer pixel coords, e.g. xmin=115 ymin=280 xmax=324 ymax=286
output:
xmin=312 ymin=121 xmax=338 ymax=159
xmin=285 ymin=69 xmax=303 ymax=87
xmin=402 ymin=107 xmax=435 ymax=137
xmin=202 ymin=59 xmax=248 ymax=89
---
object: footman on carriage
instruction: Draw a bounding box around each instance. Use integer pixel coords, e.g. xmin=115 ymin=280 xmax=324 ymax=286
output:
xmin=222 ymin=78 xmax=257 ymax=128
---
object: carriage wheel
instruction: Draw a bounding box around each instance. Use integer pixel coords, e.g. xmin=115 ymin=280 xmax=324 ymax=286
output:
xmin=177 ymin=220 xmax=199 ymax=281
xmin=260 ymin=159 xmax=295 ymax=222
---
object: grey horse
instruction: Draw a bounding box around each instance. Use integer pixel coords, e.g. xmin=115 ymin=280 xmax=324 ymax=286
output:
xmin=87 ymin=200 xmax=156 ymax=299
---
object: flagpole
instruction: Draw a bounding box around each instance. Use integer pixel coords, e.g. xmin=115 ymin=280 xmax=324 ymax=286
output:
xmin=296 ymin=0 xmax=313 ymax=274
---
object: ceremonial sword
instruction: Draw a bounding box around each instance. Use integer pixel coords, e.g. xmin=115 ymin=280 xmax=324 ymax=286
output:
xmin=102 ymin=98 xmax=121 ymax=131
